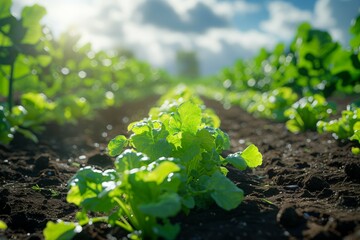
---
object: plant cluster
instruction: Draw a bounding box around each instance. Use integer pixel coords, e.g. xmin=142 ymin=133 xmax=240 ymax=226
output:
xmin=0 ymin=220 xmax=6 ymax=230
xmin=317 ymin=104 xmax=360 ymax=153
xmin=285 ymin=94 xmax=335 ymax=133
xmin=218 ymin=16 xmax=360 ymax=133
xmin=43 ymin=87 xmax=262 ymax=240
xmin=0 ymin=0 xmax=172 ymax=144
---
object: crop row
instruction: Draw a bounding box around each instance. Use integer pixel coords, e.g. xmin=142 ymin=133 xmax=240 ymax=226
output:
xmin=212 ymin=17 xmax=360 ymax=153
xmin=43 ymin=86 xmax=262 ymax=240
xmin=0 ymin=0 xmax=173 ymax=144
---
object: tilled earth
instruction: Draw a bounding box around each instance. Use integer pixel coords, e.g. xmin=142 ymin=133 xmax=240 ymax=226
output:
xmin=0 ymin=96 xmax=359 ymax=240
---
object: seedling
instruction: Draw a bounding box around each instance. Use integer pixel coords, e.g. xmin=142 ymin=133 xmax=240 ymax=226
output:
xmin=32 ymin=184 xmax=60 ymax=197
xmin=285 ymin=94 xmax=335 ymax=133
xmin=0 ymin=220 xmax=7 ymax=230
xmin=44 ymin=91 xmax=263 ymax=239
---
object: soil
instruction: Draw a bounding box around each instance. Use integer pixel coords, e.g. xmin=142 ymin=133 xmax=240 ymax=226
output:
xmin=1 ymin=96 xmax=360 ymax=240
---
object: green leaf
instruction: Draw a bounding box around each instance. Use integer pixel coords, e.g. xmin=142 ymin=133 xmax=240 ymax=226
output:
xmin=178 ymin=101 xmax=202 ymax=133
xmin=0 ymin=0 xmax=12 ymax=18
xmin=37 ymin=55 xmax=52 ymax=67
xmin=206 ymin=127 xmax=230 ymax=152
xmin=144 ymin=161 xmax=180 ymax=184
xmin=196 ymin=128 xmax=215 ymax=152
xmin=115 ymin=149 xmax=150 ymax=172
xmin=153 ymin=222 xmax=180 ymax=240
xmin=131 ymin=127 xmax=172 ymax=159
xmin=0 ymin=71 xmax=9 ymax=96
xmin=21 ymin=4 xmax=46 ymax=44
xmin=350 ymin=130 xmax=360 ymax=143
xmin=350 ymin=15 xmax=360 ymax=49
xmin=352 ymin=147 xmax=360 ymax=155
xmin=174 ymin=132 xmax=201 ymax=163
xmin=16 ymin=127 xmax=38 ymax=143
xmin=43 ymin=221 xmax=82 ymax=240
xmin=75 ymin=211 xmax=89 ymax=226
xmin=181 ymin=195 xmax=195 ymax=209
xmin=0 ymin=220 xmax=7 ymax=230
xmin=66 ymin=167 xmax=118 ymax=212
xmin=207 ymin=171 xmax=244 ymax=210
xmin=241 ymin=144 xmax=262 ymax=168
xmin=225 ymin=153 xmax=247 ymax=170
xmin=286 ymin=119 xmax=302 ymax=133
xmin=139 ymin=192 xmax=181 ymax=218
xmin=108 ymin=135 xmax=128 ymax=157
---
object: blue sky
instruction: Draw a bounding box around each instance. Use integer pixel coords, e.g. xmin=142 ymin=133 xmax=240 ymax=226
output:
xmin=12 ymin=0 xmax=360 ymax=75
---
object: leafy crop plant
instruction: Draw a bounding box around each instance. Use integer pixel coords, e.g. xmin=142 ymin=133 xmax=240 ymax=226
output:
xmin=285 ymin=94 xmax=335 ymax=133
xmin=44 ymin=89 xmax=262 ymax=240
xmin=318 ymin=104 xmax=360 ymax=154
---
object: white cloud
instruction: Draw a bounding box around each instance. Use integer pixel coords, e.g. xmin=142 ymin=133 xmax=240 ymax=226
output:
xmin=166 ymin=0 xmax=260 ymax=20
xmin=12 ymin=0 xmax=358 ymax=76
xmin=260 ymin=1 xmax=312 ymax=40
xmin=311 ymin=0 xmax=357 ymax=43
xmin=313 ymin=0 xmax=336 ymax=28
xmin=12 ymin=0 xmax=97 ymax=35
xmin=195 ymin=28 xmax=277 ymax=74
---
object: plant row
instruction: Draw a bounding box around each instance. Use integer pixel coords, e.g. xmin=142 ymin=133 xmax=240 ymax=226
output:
xmin=0 ymin=0 xmax=173 ymax=144
xmin=214 ymin=16 xmax=360 ymax=152
xmin=43 ymin=86 xmax=263 ymax=240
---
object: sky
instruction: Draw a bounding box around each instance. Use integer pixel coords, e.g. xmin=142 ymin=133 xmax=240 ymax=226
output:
xmin=11 ymin=0 xmax=360 ymax=76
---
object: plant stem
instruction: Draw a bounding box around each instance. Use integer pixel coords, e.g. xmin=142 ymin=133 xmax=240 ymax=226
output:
xmin=8 ymin=61 xmax=15 ymax=113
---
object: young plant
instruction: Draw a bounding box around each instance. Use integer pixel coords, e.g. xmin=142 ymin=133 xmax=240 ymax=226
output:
xmin=0 ymin=0 xmax=49 ymax=112
xmin=105 ymin=97 xmax=262 ymax=237
xmin=317 ymin=104 xmax=360 ymax=143
xmin=0 ymin=220 xmax=7 ymax=230
xmin=0 ymin=92 xmax=56 ymax=144
xmin=44 ymin=91 xmax=263 ymax=240
xmin=43 ymin=153 xmax=183 ymax=240
xmin=110 ymin=99 xmax=262 ymax=202
xmin=245 ymin=87 xmax=298 ymax=122
xmin=32 ymin=184 xmax=60 ymax=197
xmin=285 ymin=94 xmax=335 ymax=133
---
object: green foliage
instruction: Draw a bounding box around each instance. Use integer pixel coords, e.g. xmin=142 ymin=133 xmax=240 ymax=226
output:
xmin=0 ymin=1 xmax=173 ymax=145
xmin=317 ymin=105 xmax=360 ymax=143
xmin=0 ymin=220 xmax=7 ymax=230
xmin=285 ymin=94 xmax=335 ymax=133
xmin=219 ymin=15 xmax=360 ymax=129
xmin=352 ymin=147 xmax=360 ymax=155
xmin=0 ymin=106 xmax=13 ymax=144
xmin=47 ymin=89 xmax=263 ymax=239
xmin=0 ymin=0 xmax=49 ymax=108
xmin=43 ymin=221 xmax=81 ymax=240
xmin=106 ymin=92 xmax=262 ymax=238
xmin=238 ymin=87 xmax=298 ymax=122
xmin=350 ymin=15 xmax=360 ymax=50
xmin=51 ymin=152 xmax=182 ymax=240
xmin=31 ymin=184 xmax=60 ymax=197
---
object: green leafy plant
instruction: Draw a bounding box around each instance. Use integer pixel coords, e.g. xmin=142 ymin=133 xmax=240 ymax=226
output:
xmin=0 ymin=0 xmax=177 ymax=145
xmin=317 ymin=104 xmax=360 ymax=143
xmin=44 ymin=90 xmax=262 ymax=240
xmin=0 ymin=92 xmax=56 ymax=144
xmin=0 ymin=105 xmax=13 ymax=144
xmin=0 ymin=220 xmax=7 ymax=230
xmin=285 ymin=94 xmax=335 ymax=133
xmin=106 ymin=96 xmax=262 ymax=238
xmin=32 ymin=184 xmax=60 ymax=197
xmin=217 ymin=16 xmax=360 ymax=128
xmin=0 ymin=0 xmax=49 ymax=111
xmin=244 ymin=87 xmax=298 ymax=121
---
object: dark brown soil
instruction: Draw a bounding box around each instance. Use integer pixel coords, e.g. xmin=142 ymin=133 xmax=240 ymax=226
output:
xmin=1 ymin=96 xmax=359 ymax=240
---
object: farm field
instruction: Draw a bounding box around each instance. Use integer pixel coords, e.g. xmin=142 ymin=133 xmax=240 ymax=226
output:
xmin=1 ymin=1 xmax=360 ymax=239
xmin=1 ymin=96 xmax=359 ymax=240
